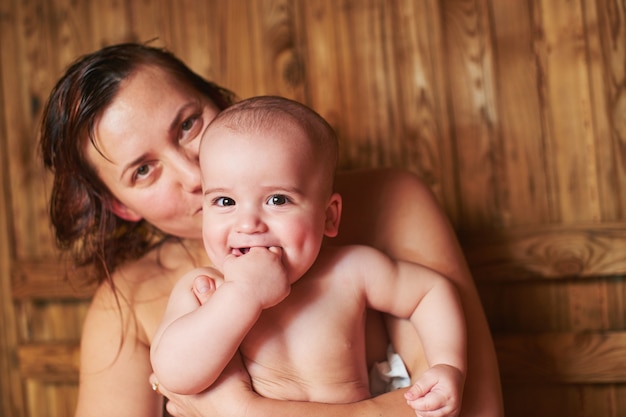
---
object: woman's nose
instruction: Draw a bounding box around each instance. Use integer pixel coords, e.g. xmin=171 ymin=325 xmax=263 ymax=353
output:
xmin=173 ymin=152 xmax=202 ymax=192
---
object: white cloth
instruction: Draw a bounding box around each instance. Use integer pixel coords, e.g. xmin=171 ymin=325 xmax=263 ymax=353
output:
xmin=369 ymin=344 xmax=411 ymax=395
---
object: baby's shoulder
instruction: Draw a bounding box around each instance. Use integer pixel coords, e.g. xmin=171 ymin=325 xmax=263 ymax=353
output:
xmin=320 ymin=244 xmax=388 ymax=263
xmin=315 ymin=245 xmax=394 ymax=282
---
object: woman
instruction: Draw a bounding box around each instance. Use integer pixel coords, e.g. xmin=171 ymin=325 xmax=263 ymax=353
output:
xmin=40 ymin=43 xmax=503 ymax=417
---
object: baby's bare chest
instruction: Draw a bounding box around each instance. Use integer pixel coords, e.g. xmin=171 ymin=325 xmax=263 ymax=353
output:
xmin=240 ymin=273 xmax=371 ymax=401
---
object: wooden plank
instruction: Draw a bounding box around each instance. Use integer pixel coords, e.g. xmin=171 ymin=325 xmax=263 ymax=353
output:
xmin=490 ymin=1 xmax=553 ymax=226
xmin=13 ymin=224 xmax=626 ymax=299
xmin=17 ymin=343 xmax=80 ymax=383
xmin=215 ymin=0 xmax=265 ymax=98
xmin=502 ymin=383 xmax=626 ymax=417
xmin=441 ymin=0 xmax=500 ymax=229
xmin=495 ymin=330 xmax=626 ymax=383
xmin=24 ymin=380 xmax=79 ymax=417
xmin=7 ymin=0 xmax=60 ymax=260
xmin=167 ymin=0 xmax=215 ymax=76
xmin=296 ymin=0 xmax=346 ymax=136
xmin=478 ymin=277 xmax=625 ymax=333
xmin=11 ymin=260 xmax=96 ymax=300
xmin=19 ymin=330 xmax=626 ymax=385
xmin=252 ymin=0 xmax=306 ymax=100
xmin=0 ymin=0 xmax=28 ymax=414
xmin=88 ymin=0 xmax=131 ymax=46
xmin=586 ymin=0 xmax=626 ymax=220
xmin=383 ymin=1 xmax=456 ymax=218
xmin=461 ymin=223 xmax=626 ymax=280
xmin=128 ymin=0 xmax=173 ymax=46
xmin=537 ymin=0 xmax=601 ymax=222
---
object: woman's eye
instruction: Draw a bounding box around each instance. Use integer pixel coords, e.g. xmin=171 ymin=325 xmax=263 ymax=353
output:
xmin=179 ymin=116 xmax=201 ymax=143
xmin=181 ymin=117 xmax=195 ymax=132
xmin=135 ymin=164 xmax=151 ymax=179
xmin=268 ymin=195 xmax=289 ymax=206
xmin=214 ymin=197 xmax=235 ymax=207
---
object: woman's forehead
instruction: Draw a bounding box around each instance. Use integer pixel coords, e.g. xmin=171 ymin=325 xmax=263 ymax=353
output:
xmin=88 ymin=67 xmax=192 ymax=163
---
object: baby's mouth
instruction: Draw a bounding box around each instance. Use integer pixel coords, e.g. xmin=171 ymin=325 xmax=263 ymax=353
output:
xmin=233 ymin=247 xmax=250 ymax=256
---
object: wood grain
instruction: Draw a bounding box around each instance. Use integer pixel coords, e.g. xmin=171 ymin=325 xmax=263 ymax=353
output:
xmin=1 ymin=1 xmax=626 ymax=416
xmin=496 ymin=331 xmax=626 ymax=383
xmin=462 ymin=223 xmax=626 ymax=280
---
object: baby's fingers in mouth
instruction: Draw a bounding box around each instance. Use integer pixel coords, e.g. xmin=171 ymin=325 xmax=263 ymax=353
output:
xmin=267 ymin=246 xmax=282 ymax=255
xmin=232 ymin=247 xmax=250 ymax=255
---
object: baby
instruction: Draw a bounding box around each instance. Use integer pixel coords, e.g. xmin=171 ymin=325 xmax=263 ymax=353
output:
xmin=151 ymin=96 xmax=466 ymax=416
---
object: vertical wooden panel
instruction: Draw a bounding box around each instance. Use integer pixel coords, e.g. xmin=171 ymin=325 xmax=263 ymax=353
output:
xmin=253 ymin=0 xmax=306 ymax=99
xmin=441 ymin=0 xmax=500 ymax=230
xmin=166 ymin=0 xmax=217 ymax=75
xmin=538 ymin=0 xmax=600 ymax=222
xmin=47 ymin=0 xmax=89 ymax=67
xmin=128 ymin=0 xmax=175 ymax=46
xmin=296 ymin=0 xmax=346 ymax=135
xmin=490 ymin=1 xmax=553 ymax=226
xmin=587 ymin=0 xmax=626 ymax=221
xmin=2 ymin=1 xmax=626 ymax=416
xmin=382 ymin=1 xmax=458 ymax=216
xmin=333 ymin=0 xmax=400 ymax=168
xmin=88 ymin=0 xmax=132 ymax=46
xmin=3 ymin=0 xmax=52 ymax=259
xmin=0 ymin=2 xmax=27 ymax=414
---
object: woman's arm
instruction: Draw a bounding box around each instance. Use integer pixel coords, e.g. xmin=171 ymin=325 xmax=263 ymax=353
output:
xmin=157 ymin=363 xmax=416 ymax=417
xmin=163 ymin=168 xmax=503 ymax=417
xmin=75 ymin=284 xmax=162 ymax=417
xmin=334 ymin=168 xmax=504 ymax=417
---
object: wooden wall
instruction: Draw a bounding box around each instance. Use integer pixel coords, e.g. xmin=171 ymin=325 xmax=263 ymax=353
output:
xmin=1 ymin=1 xmax=625 ymax=416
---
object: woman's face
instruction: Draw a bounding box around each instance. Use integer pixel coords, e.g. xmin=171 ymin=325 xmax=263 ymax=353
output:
xmin=85 ymin=65 xmax=219 ymax=239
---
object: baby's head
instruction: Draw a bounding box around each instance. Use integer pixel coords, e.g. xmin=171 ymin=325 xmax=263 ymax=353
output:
xmin=199 ymin=96 xmax=341 ymax=281
xmin=201 ymin=95 xmax=338 ymax=195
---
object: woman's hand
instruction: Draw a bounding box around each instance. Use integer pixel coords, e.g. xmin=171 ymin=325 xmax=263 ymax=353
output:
xmin=151 ymin=354 xmax=257 ymax=417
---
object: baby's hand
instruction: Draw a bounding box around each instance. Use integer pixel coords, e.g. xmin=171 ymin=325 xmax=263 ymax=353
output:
xmin=404 ymin=364 xmax=464 ymax=417
xmin=192 ymin=275 xmax=217 ymax=305
xmin=222 ymin=246 xmax=290 ymax=309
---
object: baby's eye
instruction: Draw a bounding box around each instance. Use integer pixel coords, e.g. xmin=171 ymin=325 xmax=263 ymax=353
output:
xmin=267 ymin=194 xmax=290 ymax=206
xmin=214 ymin=197 xmax=235 ymax=207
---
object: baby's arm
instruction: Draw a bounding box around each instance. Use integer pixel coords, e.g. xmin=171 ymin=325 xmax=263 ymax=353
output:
xmin=150 ymin=247 xmax=290 ymax=395
xmin=358 ymin=246 xmax=466 ymax=416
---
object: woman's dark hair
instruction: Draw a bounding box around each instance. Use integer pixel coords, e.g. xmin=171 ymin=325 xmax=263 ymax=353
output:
xmin=40 ymin=42 xmax=236 ymax=284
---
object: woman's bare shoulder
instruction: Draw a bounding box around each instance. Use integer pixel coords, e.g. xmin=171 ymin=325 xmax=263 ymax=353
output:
xmin=109 ymin=239 xmax=207 ymax=294
xmin=86 ymin=239 xmax=211 ymax=344
xmin=336 ymin=167 xmax=431 ymax=193
xmin=333 ymin=168 xmax=441 ymax=247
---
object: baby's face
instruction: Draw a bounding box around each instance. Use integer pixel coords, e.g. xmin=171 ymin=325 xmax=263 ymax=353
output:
xmin=199 ymin=119 xmax=339 ymax=283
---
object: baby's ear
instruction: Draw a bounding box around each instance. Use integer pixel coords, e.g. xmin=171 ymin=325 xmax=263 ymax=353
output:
xmin=110 ymin=198 xmax=142 ymax=222
xmin=324 ymin=192 xmax=342 ymax=237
